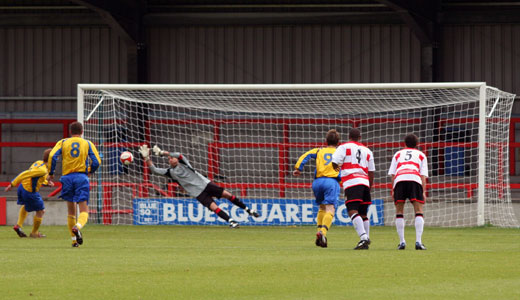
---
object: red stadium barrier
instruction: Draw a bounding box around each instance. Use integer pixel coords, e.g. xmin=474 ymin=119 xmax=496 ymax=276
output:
xmin=0 ymin=197 xmax=6 ymax=225
xmin=1 ymin=117 xmax=519 ymax=224
xmin=0 ymin=119 xmax=75 ymax=173
xmin=510 ymin=118 xmax=520 ymax=175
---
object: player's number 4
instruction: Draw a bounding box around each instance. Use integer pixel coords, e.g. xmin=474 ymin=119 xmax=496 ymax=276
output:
xmin=356 ymin=149 xmax=362 ymax=163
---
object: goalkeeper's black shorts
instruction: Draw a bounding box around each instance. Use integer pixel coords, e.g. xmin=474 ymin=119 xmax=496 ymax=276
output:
xmin=196 ymin=182 xmax=225 ymax=208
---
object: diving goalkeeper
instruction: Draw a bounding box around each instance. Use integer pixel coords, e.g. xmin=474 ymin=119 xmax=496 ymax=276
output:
xmin=139 ymin=145 xmax=259 ymax=228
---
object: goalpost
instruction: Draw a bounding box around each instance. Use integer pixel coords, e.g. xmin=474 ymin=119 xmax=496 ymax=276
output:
xmin=78 ymin=83 xmax=519 ymax=227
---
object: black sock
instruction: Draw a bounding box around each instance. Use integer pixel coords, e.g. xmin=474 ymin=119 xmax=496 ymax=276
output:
xmin=214 ymin=207 xmax=230 ymax=222
xmin=230 ymin=195 xmax=247 ymax=210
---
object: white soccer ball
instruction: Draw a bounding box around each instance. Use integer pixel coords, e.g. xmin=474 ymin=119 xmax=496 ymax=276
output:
xmin=120 ymin=151 xmax=134 ymax=165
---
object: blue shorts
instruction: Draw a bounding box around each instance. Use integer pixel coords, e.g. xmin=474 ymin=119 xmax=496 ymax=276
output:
xmin=312 ymin=177 xmax=340 ymax=207
xmin=60 ymin=172 xmax=90 ymax=203
xmin=17 ymin=185 xmax=45 ymax=212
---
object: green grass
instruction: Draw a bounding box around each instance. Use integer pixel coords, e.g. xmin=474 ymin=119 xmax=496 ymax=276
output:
xmin=1 ymin=225 xmax=519 ymax=300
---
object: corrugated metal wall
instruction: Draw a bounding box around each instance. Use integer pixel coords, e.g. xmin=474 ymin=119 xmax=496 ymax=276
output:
xmin=0 ymin=26 xmax=130 ymax=175
xmin=442 ymin=24 xmax=520 ymax=95
xmin=2 ymin=24 xmax=519 ymax=97
xmin=0 ymin=26 xmax=129 ymax=114
xmin=148 ymin=24 xmax=422 ymax=84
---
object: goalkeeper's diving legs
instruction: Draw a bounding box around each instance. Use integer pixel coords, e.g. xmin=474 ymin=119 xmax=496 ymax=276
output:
xmin=208 ymin=201 xmax=240 ymax=228
xmin=221 ymin=190 xmax=259 ymax=217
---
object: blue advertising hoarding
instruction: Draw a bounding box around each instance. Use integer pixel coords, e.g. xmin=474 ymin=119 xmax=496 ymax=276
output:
xmin=133 ymin=198 xmax=384 ymax=226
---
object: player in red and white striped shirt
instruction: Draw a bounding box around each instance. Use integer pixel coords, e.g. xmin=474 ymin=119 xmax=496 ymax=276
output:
xmin=332 ymin=128 xmax=375 ymax=250
xmin=388 ymin=134 xmax=428 ymax=250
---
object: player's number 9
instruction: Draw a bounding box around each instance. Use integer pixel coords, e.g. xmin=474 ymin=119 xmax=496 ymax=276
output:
xmin=70 ymin=142 xmax=80 ymax=157
xmin=323 ymin=153 xmax=333 ymax=165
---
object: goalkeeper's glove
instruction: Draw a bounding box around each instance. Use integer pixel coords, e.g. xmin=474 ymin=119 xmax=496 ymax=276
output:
xmin=153 ymin=145 xmax=165 ymax=156
xmin=139 ymin=144 xmax=150 ymax=159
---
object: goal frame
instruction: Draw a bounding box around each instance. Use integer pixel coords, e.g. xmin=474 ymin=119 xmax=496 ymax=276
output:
xmin=78 ymin=82 xmax=492 ymax=226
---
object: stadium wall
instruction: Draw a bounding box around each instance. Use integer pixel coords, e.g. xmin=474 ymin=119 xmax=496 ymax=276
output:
xmin=0 ymin=26 xmax=129 ymax=98
xmin=2 ymin=23 xmax=520 ymax=178
xmin=442 ymin=24 xmax=520 ymax=95
xmin=1 ymin=24 xmax=520 ymax=101
xmin=147 ymin=24 xmax=422 ymax=84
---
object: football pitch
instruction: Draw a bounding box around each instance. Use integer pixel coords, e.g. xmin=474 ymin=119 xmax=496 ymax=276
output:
xmin=1 ymin=225 xmax=519 ymax=299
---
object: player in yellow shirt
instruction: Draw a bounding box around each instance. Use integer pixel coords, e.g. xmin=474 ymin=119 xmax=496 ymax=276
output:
xmin=293 ymin=129 xmax=340 ymax=248
xmin=48 ymin=121 xmax=101 ymax=247
xmin=5 ymin=148 xmax=53 ymax=238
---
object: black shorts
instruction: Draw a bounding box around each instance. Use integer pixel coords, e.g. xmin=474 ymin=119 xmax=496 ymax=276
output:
xmin=344 ymin=185 xmax=372 ymax=212
xmin=393 ymin=181 xmax=424 ymax=204
xmin=196 ymin=182 xmax=224 ymax=208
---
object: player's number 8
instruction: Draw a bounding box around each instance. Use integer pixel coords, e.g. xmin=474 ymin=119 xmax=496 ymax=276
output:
xmin=70 ymin=142 xmax=80 ymax=157
xmin=323 ymin=153 xmax=332 ymax=165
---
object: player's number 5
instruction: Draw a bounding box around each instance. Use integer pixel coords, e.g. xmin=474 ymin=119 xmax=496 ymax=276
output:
xmin=70 ymin=142 xmax=80 ymax=157
xmin=405 ymin=150 xmax=412 ymax=161
xmin=323 ymin=153 xmax=332 ymax=165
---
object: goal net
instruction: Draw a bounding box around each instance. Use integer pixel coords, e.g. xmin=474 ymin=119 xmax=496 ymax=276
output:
xmin=78 ymin=83 xmax=518 ymax=227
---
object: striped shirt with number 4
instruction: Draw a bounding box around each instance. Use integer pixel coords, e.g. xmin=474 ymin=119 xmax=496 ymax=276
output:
xmin=332 ymin=141 xmax=375 ymax=190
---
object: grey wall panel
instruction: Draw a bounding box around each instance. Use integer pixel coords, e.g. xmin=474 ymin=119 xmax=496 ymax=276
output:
xmin=148 ymin=24 xmax=421 ymax=84
xmin=0 ymin=26 xmax=129 ymax=98
xmin=442 ymin=24 xmax=520 ymax=95
xmin=0 ymin=99 xmax=76 ymax=116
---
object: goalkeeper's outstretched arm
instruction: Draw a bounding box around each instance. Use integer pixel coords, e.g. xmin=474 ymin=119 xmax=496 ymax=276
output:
xmin=139 ymin=144 xmax=169 ymax=177
xmin=153 ymin=145 xmax=192 ymax=168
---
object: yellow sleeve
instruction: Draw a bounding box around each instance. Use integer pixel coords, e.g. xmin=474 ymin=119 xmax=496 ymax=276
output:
xmin=87 ymin=141 xmax=102 ymax=173
xmin=11 ymin=167 xmax=47 ymax=186
xmin=294 ymin=148 xmax=320 ymax=171
xmin=48 ymin=140 xmax=64 ymax=175
xmin=41 ymin=165 xmax=49 ymax=185
xmin=90 ymin=141 xmax=102 ymax=165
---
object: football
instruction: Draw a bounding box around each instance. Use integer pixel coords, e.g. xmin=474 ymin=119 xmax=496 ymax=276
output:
xmin=120 ymin=151 xmax=134 ymax=165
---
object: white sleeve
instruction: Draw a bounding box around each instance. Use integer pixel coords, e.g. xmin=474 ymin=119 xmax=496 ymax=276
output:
xmin=420 ymin=155 xmax=429 ymax=177
xmin=388 ymin=154 xmax=397 ymax=175
xmin=367 ymin=149 xmax=375 ymax=171
xmin=331 ymin=145 xmax=345 ymax=165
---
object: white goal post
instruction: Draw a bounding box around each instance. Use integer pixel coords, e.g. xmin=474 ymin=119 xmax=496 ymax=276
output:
xmin=77 ymin=82 xmax=518 ymax=227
